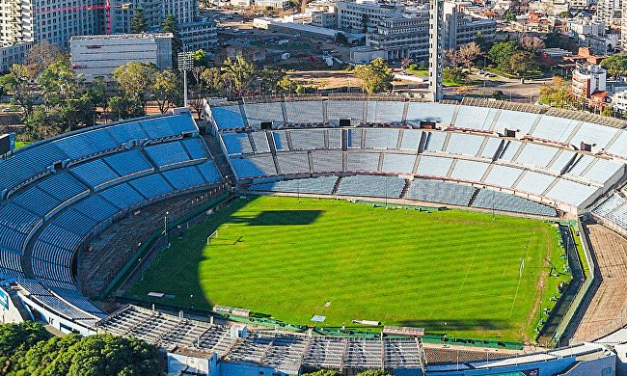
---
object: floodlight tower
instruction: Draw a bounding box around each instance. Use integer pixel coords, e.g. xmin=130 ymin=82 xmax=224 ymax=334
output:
xmin=178 ymin=51 xmax=194 ymax=108
xmin=429 ymin=0 xmax=444 ymax=102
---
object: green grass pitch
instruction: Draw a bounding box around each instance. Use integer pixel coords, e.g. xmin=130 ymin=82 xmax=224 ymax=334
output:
xmin=126 ymin=195 xmax=567 ymax=342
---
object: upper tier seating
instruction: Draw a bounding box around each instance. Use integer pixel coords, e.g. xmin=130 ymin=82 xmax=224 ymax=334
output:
xmin=0 ymin=113 xmax=196 ymax=193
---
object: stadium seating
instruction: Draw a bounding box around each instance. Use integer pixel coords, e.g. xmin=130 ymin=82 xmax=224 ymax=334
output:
xmin=365 ymin=128 xmax=399 ymax=149
xmin=145 ymin=141 xmax=193 ymax=168
xmin=336 ymin=175 xmax=405 ymax=198
xmin=285 ymin=101 xmax=324 ymax=124
xmin=211 ymin=105 xmax=246 ymax=130
xmin=453 ymin=106 xmax=498 ymax=130
xmin=290 ymin=130 xmax=326 ymax=150
xmin=311 ymin=151 xmax=343 ymax=173
xmin=366 ymin=101 xmax=405 ymax=123
xmin=406 ymin=102 xmax=456 ymax=125
xmin=327 ymin=100 xmax=364 ymax=124
xmin=249 ymin=176 xmax=338 ymax=195
xmin=231 ymin=156 xmax=278 ymax=178
xmin=243 ymin=102 xmax=284 ymax=128
xmin=346 ymin=152 xmax=380 ymax=172
xmin=222 ymin=132 xmax=254 ymax=155
xmin=416 ymin=155 xmax=454 ymax=177
xmin=277 ymin=152 xmax=310 ymax=175
xmin=381 ymin=153 xmax=417 ymax=175
xmin=406 ymin=179 xmax=476 ymax=206
xmin=472 ymin=190 xmax=557 ymax=217
xmin=450 ymin=160 xmax=490 ymax=182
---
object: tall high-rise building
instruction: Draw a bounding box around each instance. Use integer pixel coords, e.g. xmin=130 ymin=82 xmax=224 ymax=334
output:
xmin=429 ymin=0 xmax=444 ymax=102
xmin=0 ymin=0 xmax=104 ymax=47
xmin=595 ymin=0 xmax=621 ymax=26
xmin=110 ymin=0 xmax=217 ymax=51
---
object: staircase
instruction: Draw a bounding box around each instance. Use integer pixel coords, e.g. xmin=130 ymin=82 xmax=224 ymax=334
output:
xmin=400 ymin=179 xmax=412 ymax=199
xmin=332 ymin=177 xmax=342 ymax=195
xmin=202 ymin=134 xmax=236 ymax=184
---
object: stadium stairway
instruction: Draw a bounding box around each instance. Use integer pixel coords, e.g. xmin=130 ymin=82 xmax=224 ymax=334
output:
xmin=202 ymin=134 xmax=236 ymax=184
xmin=400 ymin=179 xmax=411 ymax=199
xmin=332 ymin=177 xmax=342 ymax=195
xmin=468 ymin=189 xmax=481 ymax=207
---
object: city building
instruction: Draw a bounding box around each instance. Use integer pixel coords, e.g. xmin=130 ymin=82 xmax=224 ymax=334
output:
xmin=365 ymin=5 xmax=430 ymax=60
xmin=0 ymin=42 xmax=32 ymax=72
xmin=571 ymin=64 xmax=607 ymax=100
xmin=0 ymin=0 xmax=104 ymax=47
xmin=255 ymin=0 xmax=291 ymax=8
xmin=595 ymin=0 xmax=621 ymax=29
xmin=336 ymin=0 xmax=405 ymax=32
xmin=442 ymin=0 xmax=496 ymax=49
xmin=110 ymin=0 xmax=217 ymax=51
xmin=70 ymin=34 xmax=173 ymax=81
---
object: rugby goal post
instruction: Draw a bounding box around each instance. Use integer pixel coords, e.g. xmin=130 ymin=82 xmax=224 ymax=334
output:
xmin=206 ymin=230 xmax=218 ymax=245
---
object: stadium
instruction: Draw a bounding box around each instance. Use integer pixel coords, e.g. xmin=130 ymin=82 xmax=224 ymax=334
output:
xmin=1 ymin=96 xmax=627 ymax=376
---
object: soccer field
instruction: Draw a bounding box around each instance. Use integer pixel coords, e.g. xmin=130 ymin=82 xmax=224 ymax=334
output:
xmin=126 ymin=195 xmax=568 ymax=342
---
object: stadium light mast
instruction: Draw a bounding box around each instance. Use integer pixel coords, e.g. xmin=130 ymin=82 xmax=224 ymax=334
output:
xmin=178 ymin=52 xmax=194 ymax=108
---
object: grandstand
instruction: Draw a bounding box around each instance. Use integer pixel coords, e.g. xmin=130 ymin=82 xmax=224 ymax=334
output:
xmin=1 ymin=96 xmax=627 ymax=376
xmin=0 ymin=111 xmax=225 ymax=327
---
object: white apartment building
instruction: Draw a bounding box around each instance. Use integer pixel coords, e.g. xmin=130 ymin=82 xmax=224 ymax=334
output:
xmin=571 ymin=64 xmax=607 ymax=99
xmin=336 ymin=0 xmax=405 ymax=32
xmin=0 ymin=0 xmax=104 ymax=47
xmin=611 ymin=89 xmax=627 ymax=111
xmin=70 ymin=33 xmax=173 ymax=81
xmin=595 ymin=0 xmax=621 ymax=27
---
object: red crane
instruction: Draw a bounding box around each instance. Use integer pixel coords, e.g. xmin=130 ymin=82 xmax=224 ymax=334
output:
xmin=32 ymin=1 xmax=132 ymax=35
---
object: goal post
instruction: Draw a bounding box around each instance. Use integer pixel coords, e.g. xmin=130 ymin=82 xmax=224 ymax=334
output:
xmin=206 ymin=230 xmax=218 ymax=245
xmin=519 ymin=258 xmax=525 ymax=278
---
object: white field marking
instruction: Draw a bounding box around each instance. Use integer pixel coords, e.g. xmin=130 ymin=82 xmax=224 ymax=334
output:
xmin=509 ymin=237 xmax=533 ymax=318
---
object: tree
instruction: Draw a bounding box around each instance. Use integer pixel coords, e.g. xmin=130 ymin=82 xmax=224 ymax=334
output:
xmin=153 ymin=70 xmax=182 ymax=113
xmin=601 ymin=106 xmax=614 ymax=117
xmin=539 ymin=76 xmax=573 ymax=107
xmin=557 ymin=10 xmax=572 ymax=18
xmin=355 ymin=370 xmax=391 ymax=376
xmin=508 ymin=50 xmax=537 ymax=75
xmin=161 ymin=14 xmax=183 ymax=59
xmin=130 ymin=8 xmax=149 ymax=33
xmin=503 ymin=12 xmax=516 ymax=21
xmin=601 ymin=54 xmax=627 ymax=78
xmin=0 ymin=64 xmax=39 ymax=136
xmin=444 ymin=49 xmax=460 ymax=68
xmin=361 ymin=14 xmax=370 ymax=32
xmin=335 ymin=33 xmax=348 ymax=44
xmin=354 ymin=58 xmax=394 ymax=94
xmin=109 ymin=96 xmax=146 ymax=120
xmin=401 ymin=57 xmax=413 ymax=70
xmin=301 ymin=370 xmax=341 ymax=376
xmin=488 ymin=41 xmax=519 ymax=72
xmin=259 ymin=68 xmax=287 ymax=94
xmin=24 ymin=41 xmax=64 ymax=73
xmin=7 ymin=333 xmax=165 ymax=376
xmin=221 ymin=56 xmax=256 ymax=96
xmin=37 ymin=59 xmax=81 ymax=105
xmin=200 ymin=67 xmax=226 ymax=96
xmin=519 ymin=35 xmax=545 ymax=52
xmin=458 ymin=42 xmax=482 ymax=70
xmin=111 ymin=62 xmax=158 ymax=103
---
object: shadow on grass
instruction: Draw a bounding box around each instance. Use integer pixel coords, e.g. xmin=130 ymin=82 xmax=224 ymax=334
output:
xmin=398 ymin=319 xmax=511 ymax=334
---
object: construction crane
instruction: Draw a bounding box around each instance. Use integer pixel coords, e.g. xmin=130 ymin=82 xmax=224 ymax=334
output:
xmin=32 ymin=1 xmax=133 ymax=35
